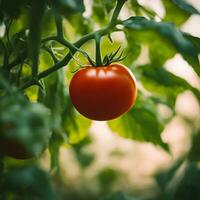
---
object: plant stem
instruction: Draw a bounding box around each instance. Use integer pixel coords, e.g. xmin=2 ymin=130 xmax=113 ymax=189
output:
xmin=55 ymin=14 xmax=63 ymax=38
xmin=20 ymin=27 xmax=109 ymax=90
xmin=109 ymin=0 xmax=128 ymax=27
xmin=20 ymin=0 xmax=127 ymax=90
xmin=0 ymin=40 xmax=8 ymax=69
xmin=95 ymin=33 xmax=102 ymax=66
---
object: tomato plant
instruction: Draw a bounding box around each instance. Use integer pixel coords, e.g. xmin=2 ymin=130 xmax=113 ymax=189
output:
xmin=69 ymin=64 xmax=137 ymax=120
xmin=0 ymin=0 xmax=200 ymax=199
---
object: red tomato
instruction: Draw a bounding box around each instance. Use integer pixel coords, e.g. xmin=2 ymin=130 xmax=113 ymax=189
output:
xmin=69 ymin=64 xmax=137 ymax=121
xmin=0 ymin=123 xmax=33 ymax=159
xmin=0 ymin=139 xmax=32 ymax=159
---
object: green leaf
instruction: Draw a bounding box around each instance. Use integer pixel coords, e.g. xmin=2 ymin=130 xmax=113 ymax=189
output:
xmin=39 ymin=69 xmax=91 ymax=145
xmin=122 ymin=17 xmax=200 ymax=76
xmin=0 ymin=94 xmax=52 ymax=157
xmin=155 ymin=157 xmax=185 ymax=190
xmin=136 ymin=64 xmax=200 ymax=107
xmin=174 ymin=163 xmax=200 ymax=200
xmin=52 ymin=0 xmax=85 ymax=16
xmin=108 ymin=92 xmax=168 ymax=151
xmin=72 ymin=136 xmax=94 ymax=168
xmin=184 ymin=34 xmax=200 ymax=52
xmin=163 ymin=0 xmax=200 ymax=26
xmin=97 ymin=167 xmax=120 ymax=191
xmin=42 ymin=9 xmax=56 ymax=38
xmin=101 ymin=191 xmax=141 ymax=200
xmin=62 ymin=96 xmax=91 ymax=144
xmin=1 ymin=165 xmax=56 ymax=199
xmin=0 ymin=0 xmax=25 ymax=18
xmin=163 ymin=0 xmax=190 ymax=26
xmin=172 ymin=0 xmax=200 ymax=15
xmin=38 ymin=70 xmax=69 ymax=172
xmin=67 ymin=14 xmax=92 ymax=36
xmin=124 ymin=31 xmax=141 ymax=66
xmin=188 ymin=130 xmax=200 ymax=162
xmin=92 ymin=0 xmax=116 ymax=24
xmin=49 ymin=132 xmax=63 ymax=173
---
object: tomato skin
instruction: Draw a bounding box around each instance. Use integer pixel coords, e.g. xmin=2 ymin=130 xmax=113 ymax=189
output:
xmin=0 ymin=123 xmax=33 ymax=159
xmin=0 ymin=139 xmax=32 ymax=159
xmin=69 ymin=64 xmax=137 ymax=121
xmin=0 ymin=96 xmax=51 ymax=160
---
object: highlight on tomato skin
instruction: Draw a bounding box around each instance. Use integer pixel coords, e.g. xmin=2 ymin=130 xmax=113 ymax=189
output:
xmin=69 ymin=64 xmax=137 ymax=121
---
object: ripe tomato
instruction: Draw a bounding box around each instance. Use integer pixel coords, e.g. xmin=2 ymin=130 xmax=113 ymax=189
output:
xmin=0 ymin=95 xmax=51 ymax=160
xmin=0 ymin=123 xmax=33 ymax=159
xmin=69 ymin=64 xmax=137 ymax=121
xmin=0 ymin=139 xmax=32 ymax=159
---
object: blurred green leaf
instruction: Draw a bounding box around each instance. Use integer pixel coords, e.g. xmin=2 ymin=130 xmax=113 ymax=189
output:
xmin=39 ymin=69 xmax=91 ymax=145
xmin=52 ymin=0 xmax=85 ymax=17
xmin=122 ymin=17 xmax=200 ymax=75
xmin=49 ymin=132 xmax=63 ymax=174
xmin=136 ymin=64 xmax=200 ymax=107
xmin=42 ymin=9 xmax=56 ymax=38
xmin=185 ymin=34 xmax=200 ymax=52
xmin=163 ymin=0 xmax=190 ymax=26
xmin=108 ymin=91 xmax=168 ymax=151
xmin=174 ymin=163 xmax=200 ymax=200
xmin=0 ymin=94 xmax=52 ymax=158
xmin=155 ymin=157 xmax=185 ymax=191
xmin=172 ymin=0 xmax=200 ymax=15
xmin=75 ymin=152 xmax=94 ymax=168
xmin=101 ymin=191 xmax=142 ymax=200
xmin=0 ymin=165 xmax=56 ymax=200
xmin=188 ymin=130 xmax=200 ymax=162
xmin=124 ymin=31 xmax=141 ymax=66
xmin=72 ymin=136 xmax=94 ymax=168
xmin=38 ymin=69 xmax=68 ymax=171
xmin=67 ymin=14 xmax=92 ymax=36
xmin=9 ymin=10 xmax=29 ymax=38
xmin=38 ymin=70 xmax=67 ymax=137
xmin=62 ymin=95 xmax=91 ymax=144
xmin=0 ymin=0 xmax=26 ymax=18
xmin=92 ymin=0 xmax=116 ymax=24
xmin=97 ymin=167 xmax=120 ymax=192
xmin=163 ymin=0 xmax=200 ymax=26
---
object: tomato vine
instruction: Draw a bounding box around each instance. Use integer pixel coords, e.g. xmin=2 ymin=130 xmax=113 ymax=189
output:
xmin=19 ymin=0 xmax=127 ymax=90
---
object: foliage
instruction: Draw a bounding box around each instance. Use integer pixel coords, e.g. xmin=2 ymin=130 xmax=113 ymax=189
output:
xmin=0 ymin=0 xmax=200 ymax=199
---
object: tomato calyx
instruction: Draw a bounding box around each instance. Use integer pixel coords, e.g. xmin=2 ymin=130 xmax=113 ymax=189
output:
xmin=84 ymin=46 xmax=127 ymax=68
xmin=74 ymin=32 xmax=127 ymax=68
xmin=102 ymin=46 xmax=127 ymax=66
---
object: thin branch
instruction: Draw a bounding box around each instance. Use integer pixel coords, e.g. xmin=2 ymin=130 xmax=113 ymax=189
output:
xmin=41 ymin=46 xmax=58 ymax=64
xmin=109 ymin=0 xmax=128 ymax=27
xmin=55 ymin=14 xmax=63 ymax=38
xmin=20 ymin=27 xmax=109 ymax=90
xmin=0 ymin=40 xmax=8 ymax=69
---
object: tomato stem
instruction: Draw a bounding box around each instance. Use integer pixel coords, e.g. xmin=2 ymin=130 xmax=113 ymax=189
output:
xmin=95 ymin=33 xmax=102 ymax=66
